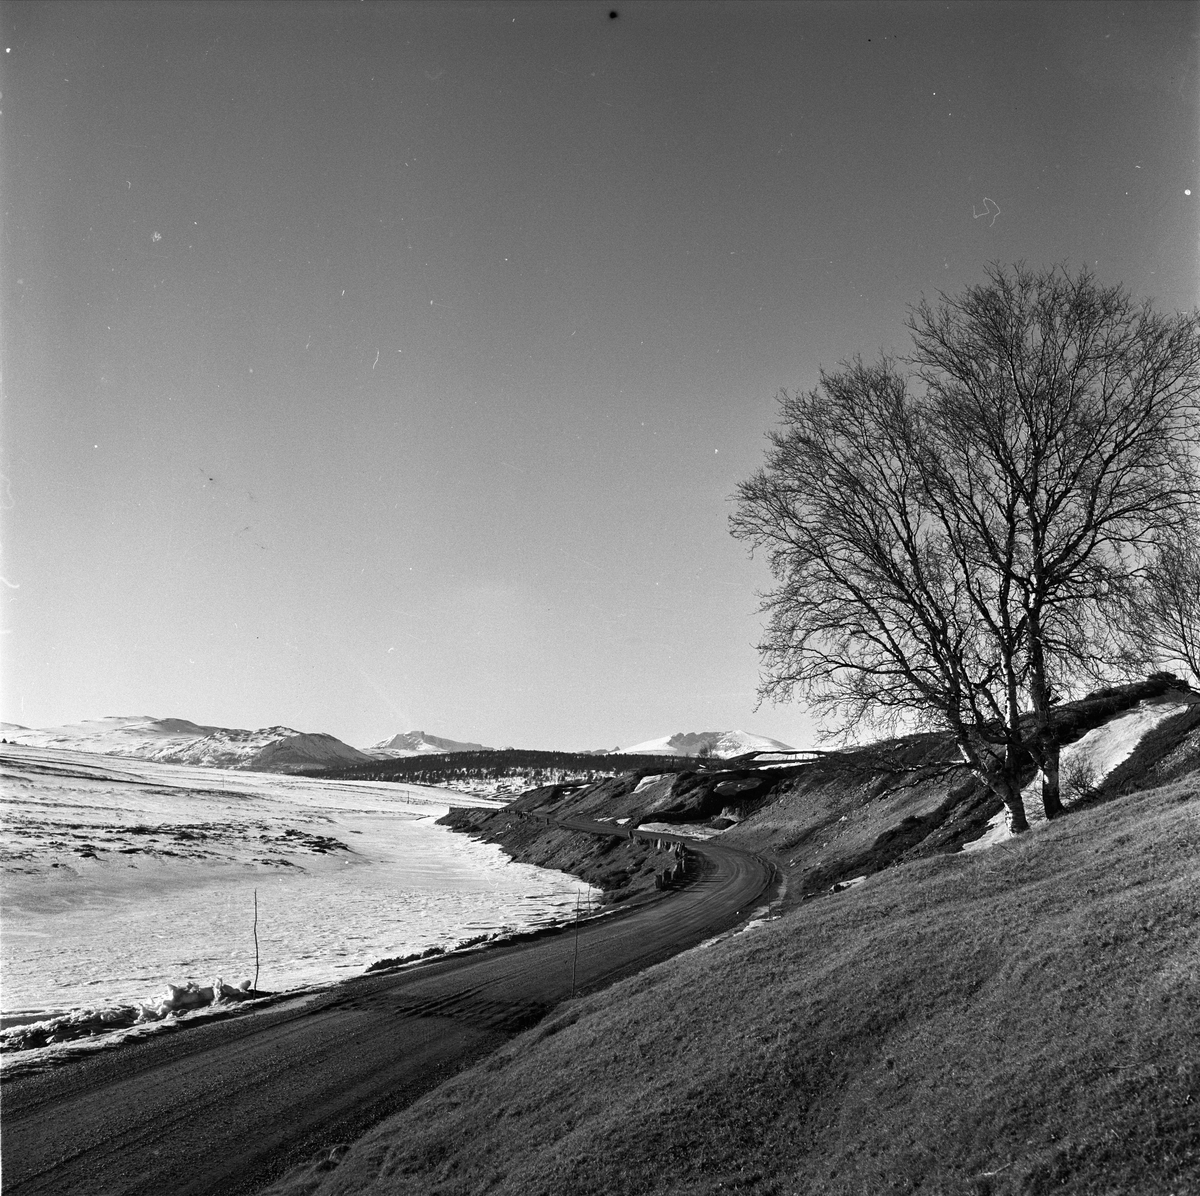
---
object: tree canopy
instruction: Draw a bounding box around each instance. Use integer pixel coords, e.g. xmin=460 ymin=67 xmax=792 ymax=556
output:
xmin=732 ymin=263 xmax=1200 ymax=831
xmin=1128 ymin=532 xmax=1200 ymax=685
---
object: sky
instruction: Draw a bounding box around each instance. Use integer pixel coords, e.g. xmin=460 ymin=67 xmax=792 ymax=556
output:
xmin=2 ymin=0 xmax=1197 ymax=752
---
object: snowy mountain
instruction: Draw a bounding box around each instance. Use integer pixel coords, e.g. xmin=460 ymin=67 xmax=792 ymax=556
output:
xmin=616 ymin=729 xmax=798 ymax=758
xmin=0 ymin=716 xmax=373 ymax=774
xmin=370 ymin=730 xmax=491 ymax=757
xmin=1 ymin=716 xmax=218 ymax=758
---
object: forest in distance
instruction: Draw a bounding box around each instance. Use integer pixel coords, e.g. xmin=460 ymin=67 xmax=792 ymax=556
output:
xmin=318 ymin=748 xmax=713 ymax=788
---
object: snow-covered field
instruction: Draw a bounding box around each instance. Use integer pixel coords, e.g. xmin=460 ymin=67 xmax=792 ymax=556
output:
xmin=1 ymin=745 xmax=597 ymax=1023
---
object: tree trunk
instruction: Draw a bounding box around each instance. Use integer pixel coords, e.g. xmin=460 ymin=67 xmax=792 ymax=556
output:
xmin=1040 ymin=740 xmax=1066 ymax=819
xmin=994 ymin=774 xmax=1030 ymax=833
xmin=1026 ymin=600 xmax=1065 ymax=820
xmin=969 ymin=735 xmax=1032 ymax=835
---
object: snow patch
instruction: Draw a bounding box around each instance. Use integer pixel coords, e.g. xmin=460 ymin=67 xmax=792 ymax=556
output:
xmin=632 ymin=774 xmax=670 ymax=794
xmin=963 ymin=699 xmax=1187 ymax=853
xmin=637 ymin=821 xmax=720 ymax=840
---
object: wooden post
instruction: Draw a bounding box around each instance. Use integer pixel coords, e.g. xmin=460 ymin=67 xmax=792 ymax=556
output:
xmin=570 ymin=889 xmax=581 ymax=997
xmin=253 ymin=889 xmax=260 ymax=993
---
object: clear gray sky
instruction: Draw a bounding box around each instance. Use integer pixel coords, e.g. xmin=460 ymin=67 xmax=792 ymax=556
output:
xmin=2 ymin=1 xmax=1197 ymax=750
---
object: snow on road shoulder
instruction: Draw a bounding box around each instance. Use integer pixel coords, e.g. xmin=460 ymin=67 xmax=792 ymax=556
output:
xmin=0 ymin=987 xmax=328 ymax=1079
xmin=963 ymin=699 xmax=1186 ymax=853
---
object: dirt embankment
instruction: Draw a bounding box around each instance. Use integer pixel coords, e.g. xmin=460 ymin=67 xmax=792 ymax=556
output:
xmin=439 ymin=804 xmax=666 ymax=905
xmin=442 ymin=678 xmax=1200 ymax=912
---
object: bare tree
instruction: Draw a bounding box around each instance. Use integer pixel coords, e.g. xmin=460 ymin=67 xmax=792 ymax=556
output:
xmin=1128 ymin=530 xmax=1200 ymax=684
xmin=730 ymin=356 xmax=1042 ymax=830
xmin=733 ymin=264 xmax=1200 ymax=832
xmin=908 ymin=264 xmax=1200 ymax=814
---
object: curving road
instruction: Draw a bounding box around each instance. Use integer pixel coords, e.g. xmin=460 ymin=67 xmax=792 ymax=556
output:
xmin=1 ymin=822 xmax=770 ymax=1196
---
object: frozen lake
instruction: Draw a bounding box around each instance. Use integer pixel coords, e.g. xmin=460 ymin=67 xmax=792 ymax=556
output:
xmin=0 ymin=745 xmax=596 ymax=1021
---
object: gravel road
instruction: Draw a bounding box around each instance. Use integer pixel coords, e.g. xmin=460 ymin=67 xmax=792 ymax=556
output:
xmin=1 ymin=821 xmax=770 ymax=1196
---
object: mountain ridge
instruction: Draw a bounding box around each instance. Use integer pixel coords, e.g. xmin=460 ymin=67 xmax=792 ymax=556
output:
xmin=0 ymin=716 xmax=373 ymax=775
xmin=371 ymin=730 xmax=491 ymax=756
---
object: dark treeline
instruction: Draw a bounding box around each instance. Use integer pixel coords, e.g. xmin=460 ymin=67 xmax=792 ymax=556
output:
xmin=314 ymin=750 xmax=695 ymax=786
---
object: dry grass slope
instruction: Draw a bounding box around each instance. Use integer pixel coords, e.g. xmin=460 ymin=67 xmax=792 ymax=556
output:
xmin=267 ymin=773 xmax=1200 ymax=1196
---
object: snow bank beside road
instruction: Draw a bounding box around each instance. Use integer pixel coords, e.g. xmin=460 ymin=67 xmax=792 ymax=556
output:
xmin=1 ymin=978 xmax=260 ymax=1052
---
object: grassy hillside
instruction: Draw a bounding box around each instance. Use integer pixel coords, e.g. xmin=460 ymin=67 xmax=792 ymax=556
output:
xmin=266 ymin=771 xmax=1199 ymax=1196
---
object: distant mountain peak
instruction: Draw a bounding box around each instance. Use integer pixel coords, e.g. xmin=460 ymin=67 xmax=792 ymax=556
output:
xmin=617 ymin=729 xmax=797 ymax=758
xmin=370 ymin=730 xmax=491 ymax=756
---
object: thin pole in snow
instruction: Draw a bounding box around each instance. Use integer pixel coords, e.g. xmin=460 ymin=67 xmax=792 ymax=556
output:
xmin=253 ymin=889 xmax=260 ymax=993
xmin=570 ymin=888 xmax=581 ymax=998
